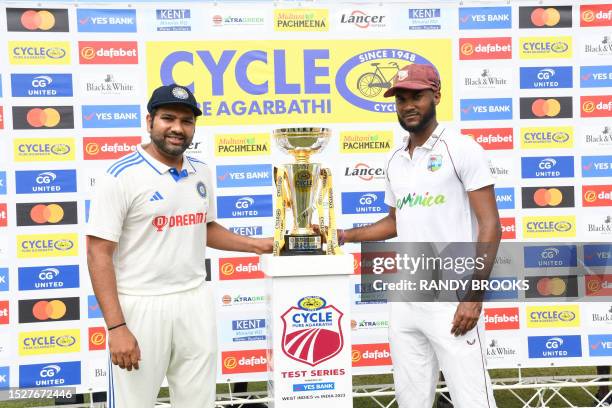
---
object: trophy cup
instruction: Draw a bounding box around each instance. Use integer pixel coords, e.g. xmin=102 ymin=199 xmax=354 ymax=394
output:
xmin=272 ymin=127 xmax=341 ymax=256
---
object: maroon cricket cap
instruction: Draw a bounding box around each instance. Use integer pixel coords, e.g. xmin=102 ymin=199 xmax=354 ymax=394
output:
xmin=383 ymin=64 xmax=441 ymax=97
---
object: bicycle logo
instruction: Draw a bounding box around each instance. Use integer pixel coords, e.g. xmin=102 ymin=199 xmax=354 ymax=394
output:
xmin=356 ymin=62 xmax=399 ymax=98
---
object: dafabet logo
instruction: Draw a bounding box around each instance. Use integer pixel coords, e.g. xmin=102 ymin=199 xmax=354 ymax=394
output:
xmin=221 ymin=349 xmax=267 ymax=374
xmin=459 ymin=37 xmax=512 ymax=60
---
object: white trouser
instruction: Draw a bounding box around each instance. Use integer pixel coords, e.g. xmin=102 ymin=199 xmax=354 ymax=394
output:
xmin=389 ymin=302 xmax=496 ymax=408
xmin=108 ymin=283 xmax=217 ymax=408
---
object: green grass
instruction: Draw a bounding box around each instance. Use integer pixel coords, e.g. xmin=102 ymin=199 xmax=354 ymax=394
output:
xmin=0 ymin=367 xmax=607 ymax=407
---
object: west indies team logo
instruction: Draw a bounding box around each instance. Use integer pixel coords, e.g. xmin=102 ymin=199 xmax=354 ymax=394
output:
xmin=281 ymin=295 xmax=344 ymax=366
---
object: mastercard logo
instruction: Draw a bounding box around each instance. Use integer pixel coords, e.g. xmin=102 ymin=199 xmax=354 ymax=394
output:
xmin=222 ymin=294 xmax=232 ymax=305
xmin=583 ymin=101 xmax=596 ymax=113
xmin=90 ymin=332 xmax=105 ymax=346
xmin=30 ymin=203 xmax=64 ymax=224
xmin=582 ymin=10 xmax=595 ymax=23
xmin=223 ymin=356 xmax=238 ymax=369
xmin=460 ymin=43 xmax=474 ymax=56
xmin=531 ymin=99 xmax=561 ymax=117
xmin=531 ymin=8 xmax=561 ymax=27
xmin=536 ymin=277 xmax=566 ymax=296
xmin=85 ymin=143 xmax=100 ymax=155
xmin=351 ymin=350 xmax=361 ymax=362
xmin=220 ymin=263 xmax=234 ymax=276
xmin=20 ymin=10 xmax=56 ymax=30
xmin=32 ymin=300 xmax=66 ymax=320
xmin=26 ymin=108 xmax=61 ymax=128
xmin=584 ymin=190 xmax=597 ymax=203
xmin=533 ymin=188 xmax=563 ymax=207
xmin=80 ymin=47 xmax=96 ymax=60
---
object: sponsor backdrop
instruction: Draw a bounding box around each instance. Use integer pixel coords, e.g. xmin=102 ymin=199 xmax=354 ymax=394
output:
xmin=0 ymin=0 xmax=611 ymax=395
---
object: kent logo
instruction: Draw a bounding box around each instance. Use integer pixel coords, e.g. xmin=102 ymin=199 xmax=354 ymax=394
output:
xmin=580 ymin=66 xmax=612 ymax=88
xmin=520 ymin=66 xmax=572 ymax=89
xmin=458 ymin=7 xmax=511 ymax=30
xmin=582 ymin=155 xmax=612 ymax=177
xmin=216 ymin=164 xmax=272 ymax=188
xmin=460 ymin=98 xmax=513 ymax=121
xmin=495 ymin=187 xmax=514 ymax=209
xmin=77 ymin=9 xmax=137 ymax=32
xmin=81 ymin=105 xmax=140 ymax=128
xmin=229 ymin=226 xmax=263 ymax=236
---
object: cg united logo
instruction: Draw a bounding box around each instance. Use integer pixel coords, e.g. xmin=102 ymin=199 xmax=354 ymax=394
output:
xmin=281 ymin=296 xmax=343 ymax=366
xmin=335 ymin=49 xmax=434 ymax=112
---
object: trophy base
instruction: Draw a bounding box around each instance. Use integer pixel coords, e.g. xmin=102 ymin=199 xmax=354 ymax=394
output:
xmin=280 ymin=234 xmax=324 ymax=256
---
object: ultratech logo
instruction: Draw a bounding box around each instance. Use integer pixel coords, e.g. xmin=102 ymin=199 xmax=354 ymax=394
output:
xmin=7 ymin=9 xmax=69 ymax=32
xmin=339 ymin=10 xmax=386 ymax=29
xmin=519 ymin=6 xmax=572 ymax=28
xmin=211 ymin=14 xmax=265 ymax=27
xmin=352 ymin=343 xmax=392 ymax=367
xmin=520 ymin=66 xmax=573 ymax=89
xmin=463 ymin=128 xmax=513 ymax=150
xmin=581 ymin=95 xmax=612 ymax=118
xmin=521 ymin=186 xmax=574 ymax=208
xmin=484 ymin=307 xmax=519 ymax=330
xmin=17 ymin=233 xmax=79 ymax=258
xmin=526 ymin=275 xmax=578 ymax=298
xmin=408 ymin=8 xmax=442 ymax=30
xmin=520 ymin=97 xmax=573 ymax=119
xmin=221 ymin=349 xmax=267 ymax=374
xmin=586 ymin=276 xmax=612 ymax=296
xmin=12 ymin=106 xmax=74 ymax=130
xmin=215 ymin=134 xmax=269 ymax=157
xmin=500 ymin=217 xmax=516 ymax=239
xmin=78 ymin=41 xmax=138 ymax=64
xmin=520 ymin=126 xmax=573 ymax=149
xmin=81 ymin=73 xmax=136 ymax=96
xmin=156 ymin=9 xmax=191 ymax=31
xmin=17 ymin=201 xmax=78 ymax=226
xmin=151 ymin=212 xmax=205 ymax=232
xmin=18 ymin=297 xmax=80 ymax=323
xmin=9 ymin=41 xmax=70 ymax=65
xmin=14 ymin=138 xmax=75 ymax=162
xmin=19 ymin=329 xmax=80 ymax=356
xmin=88 ymin=327 xmax=106 ymax=351
xmin=520 ymin=36 xmax=572 ymax=59
xmin=83 ymin=137 xmax=140 ymax=160
xmin=581 ymin=4 xmax=612 ymax=27
xmin=0 ymin=301 xmax=8 ymax=324
xmin=583 ymin=185 xmax=612 ymax=207
xmin=526 ymin=305 xmax=580 ymax=328
xmin=351 ymin=318 xmax=389 ymax=331
xmin=340 ymin=131 xmax=392 ymax=153
xmin=459 ymin=37 xmax=512 ymax=60
xmin=461 ymin=66 xmax=511 ymax=90
xmin=583 ymin=35 xmax=612 ymax=57
xmin=522 ymin=216 xmax=576 ymax=238
xmin=344 ymin=163 xmax=385 ymax=181
xmin=219 ymin=256 xmax=263 ymax=280
xmin=221 ymin=293 xmax=266 ymax=307
xmin=274 ymin=9 xmax=329 ymax=32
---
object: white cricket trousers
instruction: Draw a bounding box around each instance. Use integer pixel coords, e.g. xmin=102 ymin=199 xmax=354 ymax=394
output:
xmin=389 ymin=302 xmax=496 ymax=408
xmin=107 ymin=283 xmax=217 ymax=408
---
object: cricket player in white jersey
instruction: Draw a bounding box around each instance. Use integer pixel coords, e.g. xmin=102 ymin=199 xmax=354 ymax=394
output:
xmin=336 ymin=64 xmax=501 ymax=408
xmin=87 ymin=84 xmax=272 ymax=407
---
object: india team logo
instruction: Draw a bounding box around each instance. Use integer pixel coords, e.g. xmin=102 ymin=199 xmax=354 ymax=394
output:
xmin=427 ymin=154 xmax=442 ymax=172
xmin=281 ymin=296 xmax=344 ymax=366
xmin=196 ymin=181 xmax=207 ymax=199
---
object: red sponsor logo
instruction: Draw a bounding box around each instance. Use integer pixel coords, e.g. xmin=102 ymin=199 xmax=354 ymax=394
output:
xmin=462 ymin=128 xmax=513 ymax=150
xmin=219 ymin=256 xmax=263 ymax=280
xmin=152 ymin=212 xmax=205 ymax=232
xmin=0 ymin=301 xmax=8 ymax=325
xmin=352 ymin=343 xmax=392 ymax=367
xmin=0 ymin=106 xmax=3 ymax=129
xmin=0 ymin=204 xmax=7 ymax=227
xmin=484 ymin=307 xmax=520 ymax=330
xmin=83 ymin=137 xmax=140 ymax=160
xmin=459 ymin=37 xmax=512 ymax=60
xmin=583 ymin=185 xmax=612 ymax=207
xmin=79 ymin=41 xmax=138 ymax=64
xmin=88 ymin=327 xmax=106 ymax=351
xmin=500 ymin=217 xmax=516 ymax=240
xmin=581 ymin=4 xmax=612 ymax=27
xmin=352 ymin=253 xmax=361 ymax=274
xmin=221 ymin=349 xmax=267 ymax=374
xmin=581 ymin=95 xmax=612 ymax=118
xmin=586 ymin=274 xmax=612 ymax=296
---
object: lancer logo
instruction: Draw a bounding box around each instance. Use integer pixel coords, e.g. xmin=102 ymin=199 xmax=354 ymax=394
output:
xmin=281 ymin=296 xmax=344 ymax=366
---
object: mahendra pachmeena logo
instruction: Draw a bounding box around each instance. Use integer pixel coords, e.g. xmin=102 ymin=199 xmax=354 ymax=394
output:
xmin=281 ymin=296 xmax=343 ymax=366
xmin=335 ymin=49 xmax=435 ymax=113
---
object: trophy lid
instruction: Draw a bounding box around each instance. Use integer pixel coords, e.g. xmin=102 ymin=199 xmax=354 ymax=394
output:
xmin=273 ymin=127 xmax=331 ymax=156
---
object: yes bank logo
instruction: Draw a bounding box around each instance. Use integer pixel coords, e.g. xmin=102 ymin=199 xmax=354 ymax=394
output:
xmin=77 ymin=9 xmax=137 ymax=32
xmin=584 ymin=244 xmax=612 ymax=267
xmin=460 ymin=98 xmax=513 ymax=121
xmin=589 ymin=334 xmax=612 ymax=356
xmin=495 ymin=187 xmax=514 ymax=209
xmin=19 ymin=361 xmax=81 ymax=387
xmin=582 ymin=155 xmax=612 ymax=177
xmin=18 ymin=265 xmax=79 ymax=291
xmin=0 ymin=172 xmax=6 ymax=195
xmin=217 ymin=195 xmax=273 ymax=219
xmin=0 ymin=366 xmax=8 ymax=389
xmin=0 ymin=268 xmax=7 ymax=291
xmin=342 ymin=192 xmax=387 ymax=214
xmin=11 ymin=74 xmax=73 ymax=97
xmin=458 ymin=7 xmax=512 ymax=29
xmin=520 ymin=67 xmax=572 ymax=89
xmin=216 ymin=164 xmax=272 ymax=188
xmin=580 ymin=66 xmax=612 ymax=88
xmin=82 ymin=105 xmax=140 ymax=128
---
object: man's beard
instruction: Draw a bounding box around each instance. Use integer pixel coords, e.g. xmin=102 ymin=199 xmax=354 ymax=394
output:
xmin=151 ymin=131 xmax=191 ymax=156
xmin=397 ymin=100 xmax=436 ymax=133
